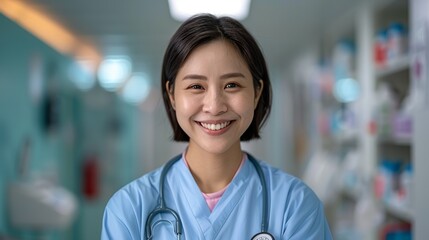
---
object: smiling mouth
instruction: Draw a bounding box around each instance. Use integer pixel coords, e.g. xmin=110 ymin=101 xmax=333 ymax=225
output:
xmin=199 ymin=121 xmax=232 ymax=131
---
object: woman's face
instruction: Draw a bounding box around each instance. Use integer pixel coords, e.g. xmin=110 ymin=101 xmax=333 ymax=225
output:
xmin=168 ymin=39 xmax=263 ymax=155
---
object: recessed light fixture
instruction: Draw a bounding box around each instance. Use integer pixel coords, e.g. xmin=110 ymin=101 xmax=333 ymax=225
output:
xmin=97 ymin=56 xmax=132 ymax=92
xmin=68 ymin=60 xmax=96 ymax=91
xmin=168 ymin=0 xmax=251 ymax=21
xmin=121 ymin=73 xmax=151 ymax=104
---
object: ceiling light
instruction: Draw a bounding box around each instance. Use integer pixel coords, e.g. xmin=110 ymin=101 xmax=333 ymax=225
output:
xmin=168 ymin=0 xmax=251 ymax=21
xmin=120 ymin=73 xmax=151 ymax=104
xmin=0 ymin=0 xmax=101 ymax=64
xmin=97 ymin=57 xmax=132 ymax=92
xmin=68 ymin=60 xmax=95 ymax=91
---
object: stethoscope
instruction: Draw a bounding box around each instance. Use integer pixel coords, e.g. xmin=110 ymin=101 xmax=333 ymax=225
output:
xmin=145 ymin=153 xmax=275 ymax=240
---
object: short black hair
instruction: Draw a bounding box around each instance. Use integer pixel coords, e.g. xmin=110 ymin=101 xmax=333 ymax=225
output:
xmin=161 ymin=14 xmax=272 ymax=141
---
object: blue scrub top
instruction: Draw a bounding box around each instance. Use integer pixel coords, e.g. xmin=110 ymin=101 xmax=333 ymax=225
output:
xmin=102 ymin=154 xmax=332 ymax=239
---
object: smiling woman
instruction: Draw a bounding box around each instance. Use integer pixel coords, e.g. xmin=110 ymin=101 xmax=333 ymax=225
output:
xmin=102 ymin=14 xmax=333 ymax=240
xmin=167 ymin=39 xmax=262 ymax=156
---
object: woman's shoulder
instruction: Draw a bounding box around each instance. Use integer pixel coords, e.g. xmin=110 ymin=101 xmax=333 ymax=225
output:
xmin=106 ymin=167 xmax=163 ymax=209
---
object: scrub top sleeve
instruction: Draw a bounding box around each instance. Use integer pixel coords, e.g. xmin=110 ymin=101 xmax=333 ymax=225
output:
xmin=282 ymin=193 xmax=333 ymax=240
xmin=101 ymin=206 xmax=135 ymax=240
xmin=101 ymin=187 xmax=144 ymax=240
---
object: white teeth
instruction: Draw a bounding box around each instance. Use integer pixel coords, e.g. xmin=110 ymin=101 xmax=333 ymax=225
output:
xmin=200 ymin=121 xmax=231 ymax=131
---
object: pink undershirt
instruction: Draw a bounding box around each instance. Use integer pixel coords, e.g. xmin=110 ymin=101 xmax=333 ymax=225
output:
xmin=182 ymin=153 xmax=245 ymax=212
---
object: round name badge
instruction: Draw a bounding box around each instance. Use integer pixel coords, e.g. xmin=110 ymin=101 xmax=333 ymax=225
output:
xmin=251 ymin=232 xmax=275 ymax=240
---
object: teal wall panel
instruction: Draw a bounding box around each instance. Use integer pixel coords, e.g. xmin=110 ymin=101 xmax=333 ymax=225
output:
xmin=1 ymin=13 xmax=76 ymax=239
xmin=1 ymin=13 xmax=143 ymax=240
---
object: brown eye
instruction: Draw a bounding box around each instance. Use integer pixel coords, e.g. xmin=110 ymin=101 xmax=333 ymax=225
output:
xmin=225 ymin=83 xmax=238 ymax=89
xmin=189 ymin=84 xmax=203 ymax=90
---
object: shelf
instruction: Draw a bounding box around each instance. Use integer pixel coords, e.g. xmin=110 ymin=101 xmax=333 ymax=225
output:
xmin=341 ymin=187 xmax=414 ymax=222
xmin=341 ymin=186 xmax=413 ymax=222
xmin=381 ymin=201 xmax=413 ymax=222
xmin=376 ymin=55 xmax=410 ymax=78
xmin=378 ymin=136 xmax=412 ymax=146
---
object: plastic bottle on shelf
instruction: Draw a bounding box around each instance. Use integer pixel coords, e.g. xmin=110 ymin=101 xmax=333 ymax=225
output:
xmin=398 ymin=163 xmax=413 ymax=208
xmin=374 ymin=28 xmax=387 ymax=67
xmin=386 ymin=22 xmax=408 ymax=64
xmin=393 ymin=96 xmax=413 ymax=141
xmin=341 ymin=150 xmax=360 ymax=191
xmin=375 ymin=160 xmax=402 ymax=203
xmin=375 ymin=83 xmax=396 ymax=138
xmin=332 ymin=39 xmax=355 ymax=80
xmin=355 ymin=180 xmax=384 ymax=240
xmin=332 ymin=104 xmax=358 ymax=139
xmin=380 ymin=222 xmax=412 ymax=240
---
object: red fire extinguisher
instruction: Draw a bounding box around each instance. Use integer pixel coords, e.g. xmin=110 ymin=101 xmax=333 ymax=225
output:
xmin=82 ymin=154 xmax=99 ymax=200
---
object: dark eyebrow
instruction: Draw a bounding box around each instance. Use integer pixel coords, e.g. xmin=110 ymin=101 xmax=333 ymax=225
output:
xmin=182 ymin=72 xmax=245 ymax=81
xmin=182 ymin=74 xmax=207 ymax=80
xmin=220 ymin=72 xmax=246 ymax=80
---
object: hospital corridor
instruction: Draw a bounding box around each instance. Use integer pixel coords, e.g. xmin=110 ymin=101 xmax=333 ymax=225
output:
xmin=0 ymin=0 xmax=428 ymax=239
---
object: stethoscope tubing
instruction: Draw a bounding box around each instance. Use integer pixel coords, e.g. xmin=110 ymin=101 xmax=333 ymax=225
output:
xmin=247 ymin=154 xmax=269 ymax=232
xmin=145 ymin=153 xmax=271 ymax=239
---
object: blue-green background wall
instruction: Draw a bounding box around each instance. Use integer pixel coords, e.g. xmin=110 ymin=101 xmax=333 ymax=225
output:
xmin=0 ymin=13 xmax=141 ymax=240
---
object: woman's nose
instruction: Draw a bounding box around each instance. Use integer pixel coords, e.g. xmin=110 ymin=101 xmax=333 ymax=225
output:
xmin=202 ymin=88 xmax=227 ymax=115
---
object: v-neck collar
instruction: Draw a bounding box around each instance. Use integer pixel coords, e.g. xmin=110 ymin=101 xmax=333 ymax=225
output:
xmin=174 ymin=154 xmax=251 ymax=239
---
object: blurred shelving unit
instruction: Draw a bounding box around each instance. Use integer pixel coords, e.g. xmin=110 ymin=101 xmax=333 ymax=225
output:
xmin=372 ymin=1 xmax=413 ymax=237
xmin=291 ymin=0 xmax=429 ymax=238
xmin=297 ymin=0 xmax=415 ymax=239
xmin=352 ymin=0 xmax=414 ymax=238
xmin=298 ymin=1 xmax=367 ymax=238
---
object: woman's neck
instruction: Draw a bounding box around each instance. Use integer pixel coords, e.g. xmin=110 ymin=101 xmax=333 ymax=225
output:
xmin=185 ymin=143 xmax=243 ymax=193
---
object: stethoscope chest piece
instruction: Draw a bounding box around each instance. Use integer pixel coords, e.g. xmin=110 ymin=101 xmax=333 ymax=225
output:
xmin=251 ymin=232 xmax=275 ymax=240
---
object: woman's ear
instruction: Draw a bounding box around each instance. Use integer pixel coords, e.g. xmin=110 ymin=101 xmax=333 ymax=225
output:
xmin=166 ymin=81 xmax=176 ymax=110
xmin=254 ymin=80 xmax=264 ymax=108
